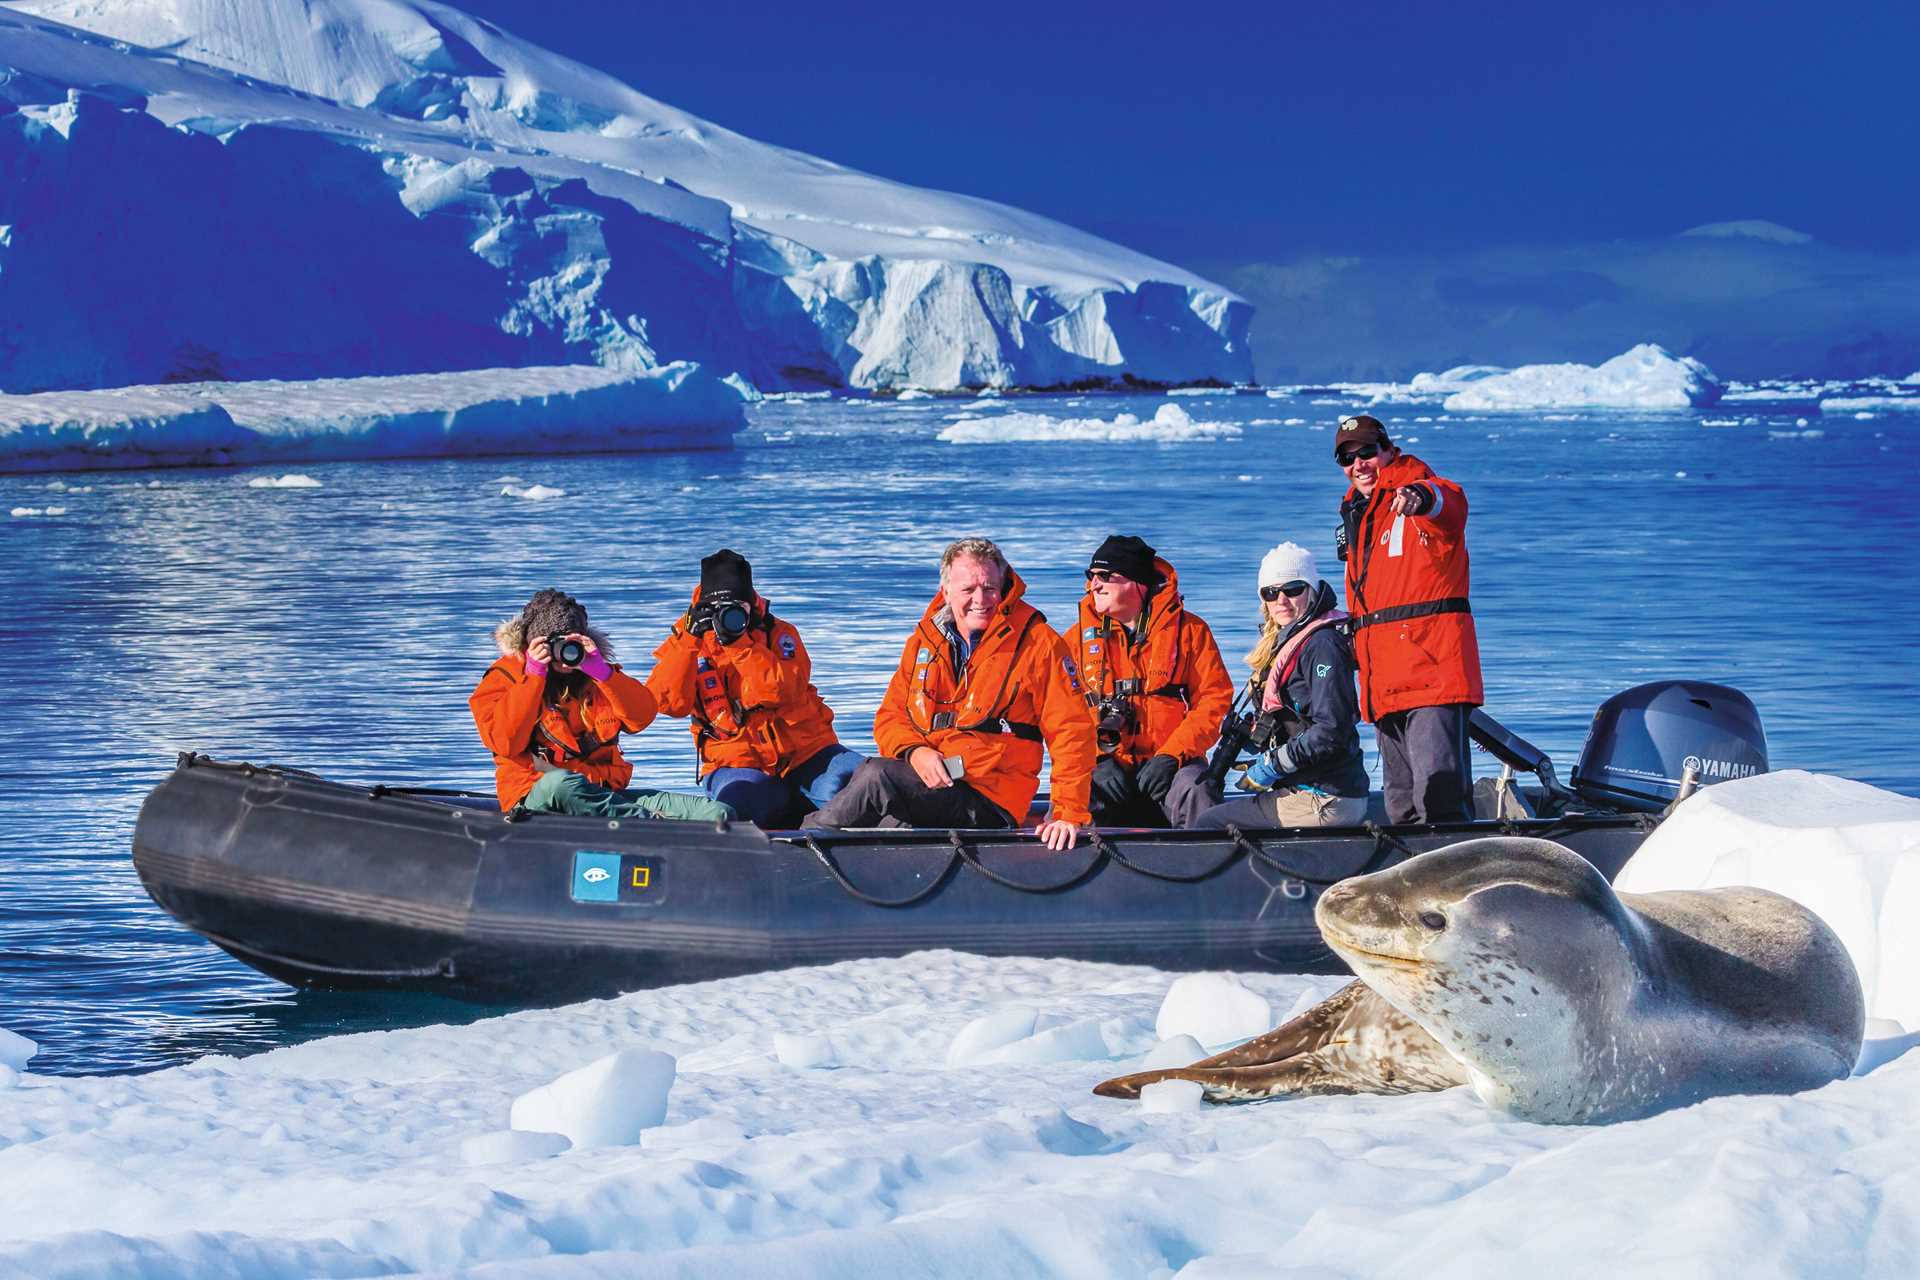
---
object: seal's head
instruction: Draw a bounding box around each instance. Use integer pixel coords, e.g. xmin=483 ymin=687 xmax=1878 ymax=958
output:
xmin=1315 ymin=837 xmax=1650 ymax=1117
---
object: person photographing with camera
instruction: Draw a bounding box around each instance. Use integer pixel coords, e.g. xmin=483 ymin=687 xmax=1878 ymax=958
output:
xmin=646 ymin=549 xmax=862 ymax=828
xmin=805 ymin=537 xmax=1094 ymax=850
xmin=469 ymin=588 xmax=732 ymax=821
xmin=1332 ymin=414 xmax=1482 ymax=824
xmin=1069 ymin=535 xmax=1233 ymax=827
xmin=1194 ymin=542 xmax=1369 ymax=829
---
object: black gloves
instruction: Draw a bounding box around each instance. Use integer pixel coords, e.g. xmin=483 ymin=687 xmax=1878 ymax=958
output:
xmin=1397 ymin=483 xmax=1435 ymax=517
xmin=1135 ymin=754 xmax=1179 ymax=802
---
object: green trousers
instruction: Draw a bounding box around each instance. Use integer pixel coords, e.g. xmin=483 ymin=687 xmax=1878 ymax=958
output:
xmin=523 ymin=769 xmax=734 ymax=823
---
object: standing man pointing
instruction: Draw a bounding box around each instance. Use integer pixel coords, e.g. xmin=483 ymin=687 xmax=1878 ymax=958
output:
xmin=1333 ymin=414 xmax=1483 ymax=824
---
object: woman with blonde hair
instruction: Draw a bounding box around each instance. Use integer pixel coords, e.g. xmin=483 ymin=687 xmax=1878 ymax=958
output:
xmin=1193 ymin=542 xmax=1370 ymax=829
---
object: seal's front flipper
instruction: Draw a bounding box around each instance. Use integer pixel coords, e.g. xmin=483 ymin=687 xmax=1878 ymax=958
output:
xmin=1188 ymin=979 xmax=1381 ymax=1069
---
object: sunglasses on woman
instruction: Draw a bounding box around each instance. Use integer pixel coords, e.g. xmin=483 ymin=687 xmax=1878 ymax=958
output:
xmin=1260 ymin=581 xmax=1310 ymax=601
xmin=1337 ymin=443 xmax=1380 ymax=467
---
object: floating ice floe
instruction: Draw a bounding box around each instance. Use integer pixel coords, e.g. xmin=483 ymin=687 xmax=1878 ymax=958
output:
xmin=0 ymin=364 xmax=746 ymax=473
xmin=937 ymin=403 xmax=1240 ymax=444
xmin=1819 ymin=396 xmax=1920 ymax=413
xmin=9 ymin=506 xmax=67 ymax=518
xmin=1408 ymin=364 xmax=1508 ymax=394
xmin=1441 ymin=343 xmax=1725 ymax=411
xmin=501 ymin=484 xmax=567 ymax=501
xmin=246 ymin=473 xmax=322 ymax=488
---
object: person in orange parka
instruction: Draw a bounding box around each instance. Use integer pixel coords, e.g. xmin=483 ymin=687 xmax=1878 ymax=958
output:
xmin=1070 ymin=535 xmax=1234 ymax=827
xmin=804 ymin=537 xmax=1096 ymax=851
xmin=646 ymin=549 xmax=863 ymax=828
xmin=1333 ymin=414 xmax=1485 ymax=824
xmin=469 ymin=587 xmax=732 ymax=821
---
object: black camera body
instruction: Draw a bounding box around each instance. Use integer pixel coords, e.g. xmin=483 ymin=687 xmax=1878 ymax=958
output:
xmin=545 ymin=633 xmax=587 ymax=668
xmin=1202 ymin=703 xmax=1303 ymax=787
xmin=1092 ymin=677 xmax=1143 ymax=755
xmin=691 ymin=592 xmax=752 ymax=644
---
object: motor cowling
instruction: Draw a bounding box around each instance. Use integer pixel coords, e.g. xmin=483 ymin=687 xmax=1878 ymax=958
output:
xmin=1572 ymin=680 xmax=1768 ymax=813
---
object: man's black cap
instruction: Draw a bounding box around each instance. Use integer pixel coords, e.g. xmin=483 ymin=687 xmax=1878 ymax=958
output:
xmin=700 ymin=548 xmax=753 ymax=599
xmin=1088 ymin=534 xmax=1161 ymax=587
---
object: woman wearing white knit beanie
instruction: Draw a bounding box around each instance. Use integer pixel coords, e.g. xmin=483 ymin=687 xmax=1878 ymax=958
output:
xmin=1192 ymin=541 xmax=1371 ymax=829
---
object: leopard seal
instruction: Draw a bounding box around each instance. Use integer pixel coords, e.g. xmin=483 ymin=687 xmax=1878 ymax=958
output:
xmin=1095 ymin=836 xmax=1864 ymax=1123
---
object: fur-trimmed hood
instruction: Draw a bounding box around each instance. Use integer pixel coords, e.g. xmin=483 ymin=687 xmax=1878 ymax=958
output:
xmin=492 ymin=615 xmax=616 ymax=661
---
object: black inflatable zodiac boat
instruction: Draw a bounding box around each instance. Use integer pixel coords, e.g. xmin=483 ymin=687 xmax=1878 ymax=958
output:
xmin=130 ymin=681 xmax=1768 ymax=1003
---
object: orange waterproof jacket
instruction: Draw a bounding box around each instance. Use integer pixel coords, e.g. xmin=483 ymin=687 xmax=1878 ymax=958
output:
xmin=469 ymin=655 xmax=658 ymax=811
xmin=646 ymin=592 xmax=840 ymax=778
xmin=1341 ymin=451 xmax=1485 ymax=720
xmin=874 ymin=570 xmax=1096 ymax=825
xmin=1070 ymin=559 xmax=1235 ymax=767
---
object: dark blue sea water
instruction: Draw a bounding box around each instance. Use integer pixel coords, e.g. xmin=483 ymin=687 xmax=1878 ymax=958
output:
xmin=3 ymin=389 xmax=1916 ymax=1075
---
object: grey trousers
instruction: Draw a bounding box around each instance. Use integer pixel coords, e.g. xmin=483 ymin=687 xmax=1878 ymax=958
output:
xmin=1375 ymin=703 xmax=1473 ymax=824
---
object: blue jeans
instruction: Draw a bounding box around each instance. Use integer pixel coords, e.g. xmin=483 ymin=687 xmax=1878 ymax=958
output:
xmin=703 ymin=744 xmax=864 ymax=828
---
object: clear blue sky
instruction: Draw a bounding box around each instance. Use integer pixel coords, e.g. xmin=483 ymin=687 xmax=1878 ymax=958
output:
xmin=458 ymin=0 xmax=1917 ymax=277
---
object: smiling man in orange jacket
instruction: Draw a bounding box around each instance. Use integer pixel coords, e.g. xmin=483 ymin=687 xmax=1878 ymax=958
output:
xmin=1333 ymin=414 xmax=1484 ymax=823
xmin=805 ymin=538 xmax=1096 ymax=850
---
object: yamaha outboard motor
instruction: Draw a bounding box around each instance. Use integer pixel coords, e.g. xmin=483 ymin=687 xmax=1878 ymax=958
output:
xmin=1572 ymin=680 xmax=1767 ymax=813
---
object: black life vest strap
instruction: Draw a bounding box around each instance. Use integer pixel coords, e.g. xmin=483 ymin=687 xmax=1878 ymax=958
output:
xmin=1350 ymin=597 xmax=1471 ymax=631
xmin=928 ymin=710 xmax=1044 ymax=742
xmin=533 ymin=721 xmax=616 ymax=765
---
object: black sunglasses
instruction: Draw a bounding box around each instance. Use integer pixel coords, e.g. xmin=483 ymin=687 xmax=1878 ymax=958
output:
xmin=1086 ymin=568 xmax=1131 ymax=584
xmin=1337 ymin=443 xmax=1380 ymax=466
xmin=1260 ymin=581 xmax=1311 ymax=601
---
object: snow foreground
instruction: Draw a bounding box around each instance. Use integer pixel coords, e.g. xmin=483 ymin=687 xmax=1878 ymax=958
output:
xmin=1440 ymin=343 xmax=1725 ymax=411
xmin=4 ymin=775 xmax=1920 ymax=1276
xmin=0 ymin=364 xmax=743 ymax=471
xmin=0 ymin=0 xmax=1250 ymax=393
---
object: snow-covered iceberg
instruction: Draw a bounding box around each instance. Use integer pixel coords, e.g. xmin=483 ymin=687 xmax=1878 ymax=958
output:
xmin=1441 ymin=343 xmax=1725 ymax=411
xmin=0 ymin=363 xmax=742 ymax=471
xmin=0 ymin=0 xmax=1251 ymax=394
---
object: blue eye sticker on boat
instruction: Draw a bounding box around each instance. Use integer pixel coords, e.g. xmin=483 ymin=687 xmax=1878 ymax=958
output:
xmin=570 ymin=850 xmax=621 ymax=903
xmin=571 ymin=852 xmax=664 ymax=905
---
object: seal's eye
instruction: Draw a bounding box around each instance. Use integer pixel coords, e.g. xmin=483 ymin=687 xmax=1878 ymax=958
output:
xmin=1418 ymin=910 xmax=1448 ymax=932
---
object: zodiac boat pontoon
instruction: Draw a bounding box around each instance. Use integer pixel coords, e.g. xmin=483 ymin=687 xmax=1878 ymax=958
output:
xmin=130 ymin=681 xmax=1768 ymax=1003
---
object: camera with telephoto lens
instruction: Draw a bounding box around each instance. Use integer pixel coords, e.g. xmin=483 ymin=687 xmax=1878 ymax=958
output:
xmin=545 ymin=633 xmax=586 ymax=668
xmin=1202 ymin=703 xmax=1303 ymax=787
xmin=1093 ymin=678 xmax=1142 ymax=755
xmin=691 ymin=591 xmax=752 ymax=644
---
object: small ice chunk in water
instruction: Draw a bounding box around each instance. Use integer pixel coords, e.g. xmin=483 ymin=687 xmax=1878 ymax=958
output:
xmin=1139 ymin=1034 xmax=1207 ymax=1070
xmin=247 ymin=473 xmax=321 ymax=488
xmin=509 ymin=1048 xmax=676 ymax=1148
xmin=1141 ymin=1079 xmax=1204 ymax=1113
xmin=461 ymin=1129 xmax=572 ymax=1165
xmin=774 ymin=1031 xmax=837 ymax=1068
xmin=1155 ymin=973 xmax=1271 ymax=1048
xmin=946 ymin=1004 xmax=1038 ymax=1067
xmin=502 ymin=484 xmax=566 ymax=501
xmin=0 ymin=1026 xmax=38 ymax=1071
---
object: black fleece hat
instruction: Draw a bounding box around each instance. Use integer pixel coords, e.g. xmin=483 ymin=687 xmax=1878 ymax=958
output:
xmin=1088 ymin=534 xmax=1160 ymax=587
xmin=1334 ymin=414 xmax=1391 ymax=459
xmin=700 ymin=548 xmax=753 ymax=599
